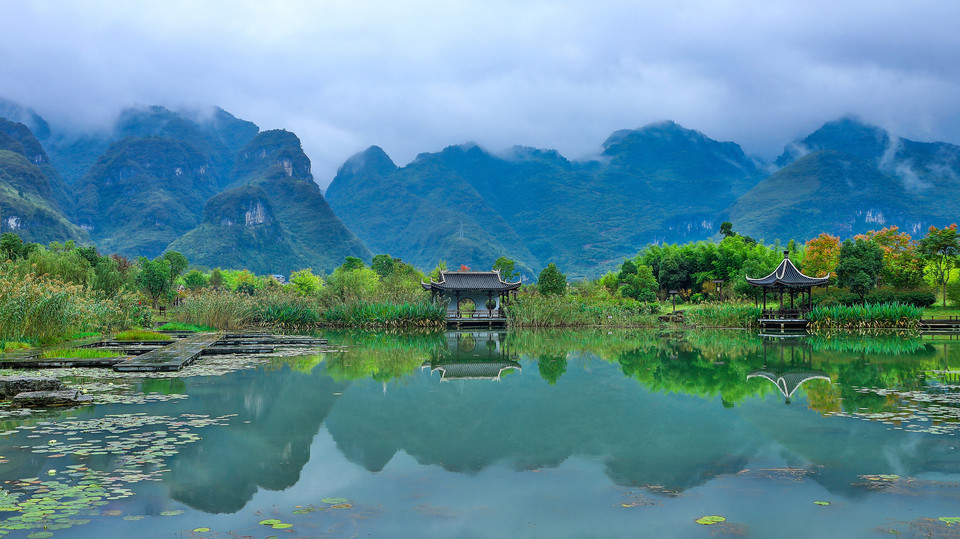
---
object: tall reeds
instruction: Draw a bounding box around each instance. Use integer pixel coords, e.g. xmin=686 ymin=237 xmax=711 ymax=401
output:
xmin=323 ymin=301 xmax=445 ymax=327
xmin=171 ymin=290 xmax=257 ymax=330
xmin=684 ymin=303 xmax=763 ymax=328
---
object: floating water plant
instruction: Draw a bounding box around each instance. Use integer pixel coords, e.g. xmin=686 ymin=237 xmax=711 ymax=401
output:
xmin=695 ymin=515 xmax=726 ymax=525
xmin=814 ymin=501 xmax=830 ymax=506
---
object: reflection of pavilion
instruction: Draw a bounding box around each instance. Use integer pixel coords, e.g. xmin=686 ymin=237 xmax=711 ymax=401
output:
xmin=751 ymin=333 xmax=831 ymax=404
xmin=422 ymin=331 xmax=521 ymax=381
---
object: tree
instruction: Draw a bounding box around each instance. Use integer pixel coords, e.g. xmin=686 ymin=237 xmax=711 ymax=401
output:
xmin=835 ymin=239 xmax=884 ymax=303
xmin=208 ymin=268 xmax=225 ymax=289
xmin=918 ymin=224 xmax=960 ymax=307
xmin=855 ymin=226 xmax=924 ymax=288
xmin=0 ymin=232 xmax=24 ymax=261
xmin=617 ymin=260 xmax=657 ymax=302
xmin=538 ymin=263 xmax=566 ymax=296
xmin=163 ymin=251 xmax=189 ymax=285
xmin=183 ymin=269 xmax=209 ymax=290
xmin=428 ymin=260 xmax=447 ymax=281
xmin=341 ymin=256 xmax=365 ymax=271
xmin=657 ymin=253 xmax=689 ymax=294
xmin=91 ymin=257 xmax=123 ymax=297
xmin=719 ymin=221 xmax=735 ymax=238
xmin=136 ymin=257 xmax=171 ymax=308
xmin=804 ymin=233 xmax=841 ymax=279
xmin=289 ymin=268 xmax=323 ymax=296
xmin=370 ymin=255 xmax=396 ymax=278
xmin=492 ymin=256 xmax=518 ymax=281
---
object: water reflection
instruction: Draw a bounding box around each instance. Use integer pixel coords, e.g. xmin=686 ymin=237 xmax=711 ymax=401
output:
xmin=422 ymin=331 xmax=522 ymax=381
xmin=2 ymin=328 xmax=960 ymax=527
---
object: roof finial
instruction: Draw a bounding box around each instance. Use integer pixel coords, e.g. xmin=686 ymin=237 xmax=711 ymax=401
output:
xmin=783 ymin=250 xmax=790 ymax=259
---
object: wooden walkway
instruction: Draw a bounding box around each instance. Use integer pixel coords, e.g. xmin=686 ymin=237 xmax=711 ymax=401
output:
xmin=114 ymin=333 xmax=222 ymax=372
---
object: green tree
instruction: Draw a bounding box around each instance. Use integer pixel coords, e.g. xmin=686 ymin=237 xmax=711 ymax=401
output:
xmin=208 ymin=268 xmax=225 ymax=289
xmin=136 ymin=256 xmax=171 ymax=308
xmin=371 ymin=254 xmax=396 ymax=278
xmin=719 ymin=221 xmax=735 ymax=238
xmin=918 ymin=224 xmax=960 ymax=307
xmin=538 ymin=263 xmax=566 ymax=296
xmin=289 ymin=268 xmax=323 ymax=296
xmin=341 ymin=256 xmax=365 ymax=271
xmin=183 ymin=269 xmax=209 ymax=290
xmin=835 ymin=238 xmax=884 ymax=303
xmin=163 ymin=251 xmax=189 ymax=285
xmin=0 ymin=232 xmax=24 ymax=261
xmin=91 ymin=257 xmax=123 ymax=297
xmin=492 ymin=256 xmax=518 ymax=281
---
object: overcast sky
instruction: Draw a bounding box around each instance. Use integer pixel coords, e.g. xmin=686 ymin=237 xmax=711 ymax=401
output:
xmin=2 ymin=0 xmax=959 ymax=187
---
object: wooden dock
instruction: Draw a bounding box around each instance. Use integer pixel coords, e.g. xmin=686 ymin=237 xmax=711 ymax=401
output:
xmin=114 ymin=333 xmax=222 ymax=372
xmin=920 ymin=317 xmax=960 ymax=331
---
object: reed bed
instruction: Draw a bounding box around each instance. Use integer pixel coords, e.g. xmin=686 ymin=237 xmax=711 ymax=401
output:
xmin=683 ymin=303 xmax=763 ymax=328
xmin=807 ymin=303 xmax=922 ymax=330
xmin=170 ymin=290 xmax=257 ymax=330
xmin=0 ymin=270 xmax=128 ymax=344
xmin=506 ymin=294 xmax=657 ymax=327
xmin=323 ymin=301 xmax=445 ymax=327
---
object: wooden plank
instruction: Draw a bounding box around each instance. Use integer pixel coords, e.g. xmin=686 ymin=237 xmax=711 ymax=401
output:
xmin=114 ymin=333 xmax=221 ymax=372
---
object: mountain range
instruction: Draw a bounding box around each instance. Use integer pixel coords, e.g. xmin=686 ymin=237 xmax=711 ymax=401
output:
xmin=1 ymin=96 xmax=958 ymax=279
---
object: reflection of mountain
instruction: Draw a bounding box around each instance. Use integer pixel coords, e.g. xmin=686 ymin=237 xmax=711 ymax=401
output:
xmin=162 ymin=359 xmax=348 ymax=513
xmin=324 ymin=357 xmax=760 ymax=490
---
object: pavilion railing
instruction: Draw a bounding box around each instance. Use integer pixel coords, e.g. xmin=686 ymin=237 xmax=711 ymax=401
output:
xmin=447 ymin=308 xmax=506 ymax=319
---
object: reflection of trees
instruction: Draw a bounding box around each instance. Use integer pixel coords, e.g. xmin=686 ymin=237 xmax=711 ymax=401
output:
xmin=537 ymin=354 xmax=567 ymax=385
xmin=323 ymin=330 xmax=445 ymax=382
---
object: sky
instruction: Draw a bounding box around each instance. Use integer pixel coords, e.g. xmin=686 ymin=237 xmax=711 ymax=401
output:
xmin=2 ymin=0 xmax=959 ymax=188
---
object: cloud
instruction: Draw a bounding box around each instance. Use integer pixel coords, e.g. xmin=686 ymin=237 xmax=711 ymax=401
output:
xmin=2 ymin=0 xmax=960 ymax=188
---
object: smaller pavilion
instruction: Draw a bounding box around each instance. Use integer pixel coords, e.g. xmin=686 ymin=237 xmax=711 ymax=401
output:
xmin=746 ymin=251 xmax=829 ymax=317
xmin=421 ymin=270 xmax=521 ymax=327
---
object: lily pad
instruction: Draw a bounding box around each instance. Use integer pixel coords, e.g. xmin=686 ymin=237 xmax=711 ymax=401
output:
xmin=271 ymin=523 xmax=293 ymax=529
xmin=331 ymin=503 xmax=352 ymax=509
xmin=814 ymin=501 xmax=830 ymax=506
xmin=159 ymin=510 xmax=184 ymax=516
xmin=193 ymin=527 xmax=211 ymax=532
xmin=695 ymin=515 xmax=726 ymax=525
xmin=258 ymin=519 xmax=282 ymax=525
xmin=941 ymin=517 xmax=960 ymax=524
xmin=322 ymin=497 xmax=348 ymax=504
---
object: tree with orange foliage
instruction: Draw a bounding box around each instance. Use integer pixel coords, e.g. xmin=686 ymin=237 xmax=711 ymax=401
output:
xmin=854 ymin=226 xmax=924 ymax=288
xmin=804 ymin=233 xmax=841 ymax=279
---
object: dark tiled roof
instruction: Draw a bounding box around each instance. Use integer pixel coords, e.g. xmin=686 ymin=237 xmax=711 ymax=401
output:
xmin=422 ymin=271 xmax=522 ymax=292
xmin=428 ymin=361 xmax=522 ymax=381
xmin=746 ymin=252 xmax=829 ymax=288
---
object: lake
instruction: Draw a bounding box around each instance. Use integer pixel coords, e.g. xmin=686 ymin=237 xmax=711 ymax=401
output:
xmin=0 ymin=329 xmax=959 ymax=538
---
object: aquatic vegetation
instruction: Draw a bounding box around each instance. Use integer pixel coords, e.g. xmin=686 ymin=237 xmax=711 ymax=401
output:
xmin=155 ymin=322 xmax=215 ymax=333
xmin=695 ymin=515 xmax=726 ymax=525
xmin=506 ymin=293 xmax=657 ymax=327
xmin=323 ymin=300 xmax=445 ymax=327
xmin=171 ymin=290 xmax=257 ymax=330
xmin=683 ymin=302 xmax=762 ymax=328
xmin=0 ymin=412 xmax=234 ymax=536
xmin=40 ymin=348 xmax=124 ymax=359
xmin=114 ymin=329 xmax=172 ymax=341
xmin=807 ymin=303 xmax=922 ymax=330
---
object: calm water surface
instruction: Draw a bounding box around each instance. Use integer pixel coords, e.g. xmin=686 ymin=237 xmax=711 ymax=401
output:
xmin=1 ymin=329 xmax=959 ymax=538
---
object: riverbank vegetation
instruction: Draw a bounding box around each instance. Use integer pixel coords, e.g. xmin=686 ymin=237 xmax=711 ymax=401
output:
xmin=1 ymin=220 xmax=959 ymax=344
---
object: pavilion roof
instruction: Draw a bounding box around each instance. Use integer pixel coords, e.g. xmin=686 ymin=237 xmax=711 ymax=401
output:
xmin=745 ymin=251 xmax=829 ymax=288
xmin=747 ymin=370 xmax=831 ymax=399
xmin=424 ymin=360 xmax=522 ymax=381
xmin=421 ymin=270 xmax=521 ymax=292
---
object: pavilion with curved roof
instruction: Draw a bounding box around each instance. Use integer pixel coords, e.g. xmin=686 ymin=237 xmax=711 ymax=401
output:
xmin=422 ymin=270 xmax=521 ymax=327
xmin=746 ymin=250 xmax=829 ymax=314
